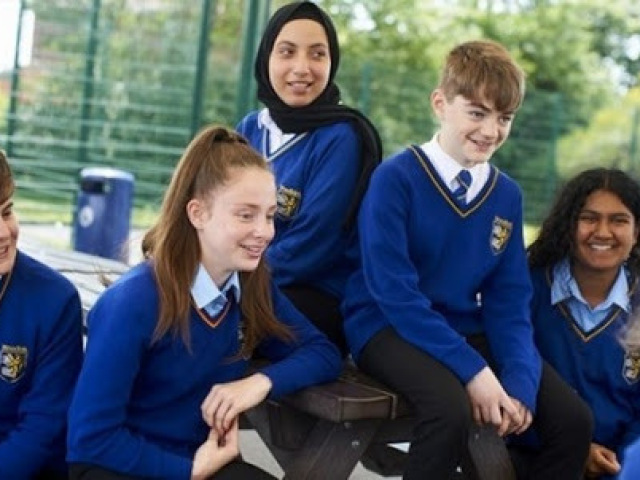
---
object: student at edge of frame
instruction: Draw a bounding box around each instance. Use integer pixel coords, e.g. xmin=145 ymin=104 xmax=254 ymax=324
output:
xmin=0 ymin=149 xmax=84 ymax=480
xmin=528 ymin=168 xmax=640 ymax=479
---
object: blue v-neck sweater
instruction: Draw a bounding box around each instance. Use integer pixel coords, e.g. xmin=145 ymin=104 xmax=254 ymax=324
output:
xmin=530 ymin=266 xmax=640 ymax=460
xmin=67 ymin=261 xmax=341 ymax=479
xmin=238 ymin=112 xmax=361 ymax=299
xmin=0 ymin=251 xmax=83 ymax=478
xmin=343 ymin=146 xmax=541 ymax=412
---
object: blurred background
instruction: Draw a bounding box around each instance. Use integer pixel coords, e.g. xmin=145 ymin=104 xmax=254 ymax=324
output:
xmin=0 ymin=0 xmax=639 ymax=236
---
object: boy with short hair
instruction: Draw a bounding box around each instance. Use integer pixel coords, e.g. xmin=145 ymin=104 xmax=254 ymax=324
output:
xmin=0 ymin=150 xmax=83 ymax=479
xmin=342 ymin=40 xmax=593 ymax=478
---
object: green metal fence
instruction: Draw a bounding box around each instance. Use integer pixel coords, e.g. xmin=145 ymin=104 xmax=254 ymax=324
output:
xmin=0 ymin=0 xmax=626 ymax=229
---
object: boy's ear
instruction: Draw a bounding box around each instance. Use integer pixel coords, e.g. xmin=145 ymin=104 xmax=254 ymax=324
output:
xmin=186 ymin=198 xmax=207 ymax=229
xmin=431 ymin=89 xmax=446 ymax=119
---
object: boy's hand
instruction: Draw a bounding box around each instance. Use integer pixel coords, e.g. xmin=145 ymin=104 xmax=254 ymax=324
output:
xmin=191 ymin=420 xmax=240 ymax=479
xmin=503 ymin=397 xmax=532 ymax=435
xmin=466 ymin=366 xmax=521 ymax=436
xmin=201 ymin=373 xmax=272 ymax=436
xmin=585 ymin=443 xmax=621 ymax=477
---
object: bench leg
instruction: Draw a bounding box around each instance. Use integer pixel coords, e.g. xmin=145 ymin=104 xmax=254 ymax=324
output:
xmin=244 ymin=402 xmax=300 ymax=470
xmin=282 ymin=417 xmax=382 ymax=480
xmin=245 ymin=401 xmax=383 ymax=480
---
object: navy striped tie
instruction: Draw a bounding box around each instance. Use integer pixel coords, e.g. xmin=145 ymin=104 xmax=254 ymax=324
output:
xmin=453 ymin=169 xmax=472 ymax=204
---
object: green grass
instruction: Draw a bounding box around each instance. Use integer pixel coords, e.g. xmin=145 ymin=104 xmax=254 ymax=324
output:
xmin=15 ymin=195 xmax=158 ymax=229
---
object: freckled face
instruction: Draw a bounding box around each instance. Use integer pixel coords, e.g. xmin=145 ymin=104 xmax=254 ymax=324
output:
xmin=187 ymin=167 xmax=276 ymax=287
xmin=268 ymin=19 xmax=331 ymax=107
xmin=432 ymin=91 xmax=515 ymax=168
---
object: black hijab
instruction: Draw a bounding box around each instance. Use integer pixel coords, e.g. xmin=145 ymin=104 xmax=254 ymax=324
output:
xmin=254 ymin=1 xmax=382 ymax=230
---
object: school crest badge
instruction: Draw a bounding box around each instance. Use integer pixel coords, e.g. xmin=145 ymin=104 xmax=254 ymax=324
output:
xmin=623 ymin=350 xmax=640 ymax=384
xmin=1 ymin=345 xmax=28 ymax=383
xmin=490 ymin=216 xmax=513 ymax=255
xmin=276 ymin=186 xmax=301 ymax=220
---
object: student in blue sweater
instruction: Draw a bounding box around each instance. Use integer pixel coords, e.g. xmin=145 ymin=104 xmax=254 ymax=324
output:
xmin=237 ymin=1 xmax=382 ymax=354
xmin=342 ymin=40 xmax=592 ymax=479
xmin=66 ymin=126 xmax=342 ymax=480
xmin=528 ymin=168 xmax=640 ymax=479
xmin=0 ymin=150 xmax=83 ymax=479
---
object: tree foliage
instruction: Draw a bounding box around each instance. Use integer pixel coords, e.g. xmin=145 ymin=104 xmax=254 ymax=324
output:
xmin=2 ymin=0 xmax=639 ymax=224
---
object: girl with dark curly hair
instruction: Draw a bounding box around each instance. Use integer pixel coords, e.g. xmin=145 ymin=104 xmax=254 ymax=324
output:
xmin=528 ymin=167 xmax=640 ymax=479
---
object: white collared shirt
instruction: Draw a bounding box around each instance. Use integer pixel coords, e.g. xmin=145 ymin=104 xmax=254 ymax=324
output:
xmin=190 ymin=264 xmax=241 ymax=317
xmin=257 ymin=109 xmax=296 ymax=155
xmin=550 ymin=258 xmax=630 ymax=332
xmin=420 ymin=133 xmax=489 ymax=203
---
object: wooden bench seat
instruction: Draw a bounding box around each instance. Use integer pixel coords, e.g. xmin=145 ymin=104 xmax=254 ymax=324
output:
xmin=280 ymin=361 xmax=412 ymax=423
xmin=246 ymin=361 xmax=516 ymax=480
xmin=21 ymin=237 xmax=516 ymax=480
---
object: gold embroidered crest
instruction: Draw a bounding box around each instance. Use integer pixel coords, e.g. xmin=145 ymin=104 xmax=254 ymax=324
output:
xmin=276 ymin=186 xmax=301 ymax=220
xmin=1 ymin=345 xmax=28 ymax=383
xmin=490 ymin=216 xmax=513 ymax=254
xmin=623 ymin=350 xmax=640 ymax=384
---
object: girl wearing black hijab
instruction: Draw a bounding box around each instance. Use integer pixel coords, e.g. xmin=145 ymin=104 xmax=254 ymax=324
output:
xmin=237 ymin=1 xmax=382 ymax=355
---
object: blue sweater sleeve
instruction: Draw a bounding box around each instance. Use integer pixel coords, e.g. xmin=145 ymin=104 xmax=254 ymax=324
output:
xmin=621 ymin=438 xmax=640 ymax=480
xmin=480 ymin=191 xmax=541 ymax=413
xmin=0 ymin=286 xmax=83 ymax=478
xmin=256 ymin=285 xmax=342 ymax=398
xmin=67 ymin=281 xmax=192 ymax=479
xmin=266 ymin=124 xmax=361 ymax=283
xmin=619 ymin=399 xmax=640 ymax=458
xmin=357 ymin=160 xmax=487 ymax=384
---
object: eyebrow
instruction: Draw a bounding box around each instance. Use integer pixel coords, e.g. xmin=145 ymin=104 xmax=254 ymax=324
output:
xmin=580 ymin=208 xmax=632 ymax=218
xmin=466 ymin=100 xmax=515 ymax=116
xmin=274 ymin=40 xmax=328 ymax=49
xmin=231 ymin=202 xmax=276 ymax=210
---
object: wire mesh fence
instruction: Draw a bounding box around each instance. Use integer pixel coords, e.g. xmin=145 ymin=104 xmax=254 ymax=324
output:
xmin=0 ymin=0 xmax=636 ymax=229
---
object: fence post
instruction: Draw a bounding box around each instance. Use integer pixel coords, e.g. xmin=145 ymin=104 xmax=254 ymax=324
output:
xmin=234 ymin=0 xmax=270 ymax=123
xmin=6 ymin=0 xmax=27 ymax=158
xmin=358 ymin=62 xmax=373 ymax=116
xmin=190 ymin=0 xmax=214 ymax=139
xmin=77 ymin=0 xmax=101 ymax=165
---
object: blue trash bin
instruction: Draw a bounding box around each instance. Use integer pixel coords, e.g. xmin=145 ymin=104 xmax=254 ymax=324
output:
xmin=72 ymin=167 xmax=135 ymax=262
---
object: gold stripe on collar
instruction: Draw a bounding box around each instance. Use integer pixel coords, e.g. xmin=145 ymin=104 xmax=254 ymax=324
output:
xmin=408 ymin=145 xmax=497 ymax=218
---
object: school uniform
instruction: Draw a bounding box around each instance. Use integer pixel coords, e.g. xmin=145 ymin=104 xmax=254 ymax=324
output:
xmin=67 ymin=261 xmax=342 ymax=479
xmin=238 ymin=110 xmax=360 ymax=300
xmin=241 ymin=2 xmax=382 ymax=357
xmin=531 ymin=262 xmax=640 ymax=478
xmin=342 ymin=138 xmax=592 ymax=479
xmin=237 ymin=110 xmax=362 ymax=353
xmin=0 ymin=250 xmax=83 ymax=479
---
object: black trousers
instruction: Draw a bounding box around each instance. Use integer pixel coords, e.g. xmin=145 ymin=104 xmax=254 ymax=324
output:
xmin=358 ymin=327 xmax=593 ymax=480
xmin=280 ymin=283 xmax=348 ymax=355
xmin=33 ymin=468 xmax=67 ymax=480
xmin=68 ymin=460 xmax=277 ymax=479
